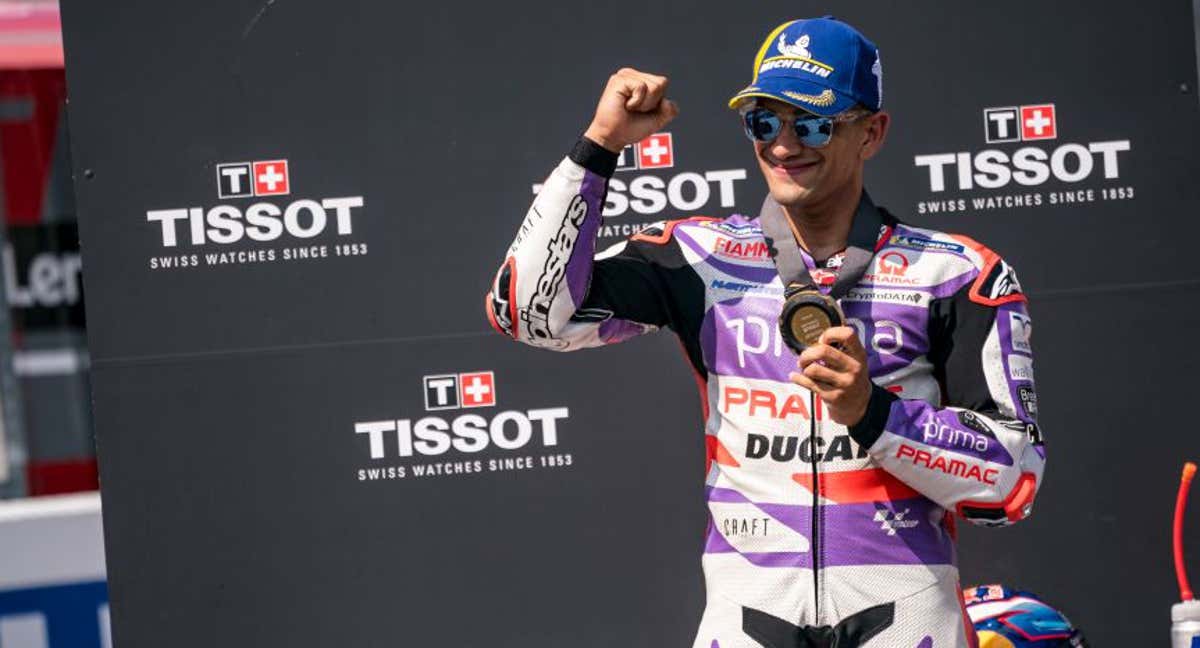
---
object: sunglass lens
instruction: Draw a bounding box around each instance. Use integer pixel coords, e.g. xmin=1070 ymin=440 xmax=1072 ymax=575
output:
xmin=744 ymin=110 xmax=781 ymax=142
xmin=795 ymin=117 xmax=833 ymax=147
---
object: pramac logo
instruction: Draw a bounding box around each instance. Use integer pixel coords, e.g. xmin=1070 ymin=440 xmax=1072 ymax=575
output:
xmin=863 ymin=251 xmax=918 ymax=286
xmin=878 ymin=251 xmax=909 ymax=276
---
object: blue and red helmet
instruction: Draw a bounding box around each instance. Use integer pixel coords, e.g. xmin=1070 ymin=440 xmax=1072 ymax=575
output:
xmin=964 ymin=584 xmax=1088 ymax=647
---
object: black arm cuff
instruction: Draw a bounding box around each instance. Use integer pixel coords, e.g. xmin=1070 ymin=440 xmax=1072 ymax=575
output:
xmin=569 ymin=137 xmax=620 ymax=178
xmin=848 ymin=384 xmax=900 ymax=449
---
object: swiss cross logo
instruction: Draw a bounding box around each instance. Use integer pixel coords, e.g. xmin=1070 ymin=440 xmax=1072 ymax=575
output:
xmin=252 ymin=159 xmax=290 ymax=196
xmin=459 ymin=371 xmax=496 ymax=408
xmin=982 ymin=104 xmax=1057 ymax=143
xmin=637 ymin=133 xmax=674 ymax=169
xmin=1019 ymin=104 xmax=1056 ymax=141
xmin=422 ymin=371 xmax=497 ymax=411
xmin=215 ymin=158 xmax=291 ymax=198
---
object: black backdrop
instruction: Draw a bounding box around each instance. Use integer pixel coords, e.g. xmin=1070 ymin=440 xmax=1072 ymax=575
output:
xmin=60 ymin=0 xmax=1200 ymax=645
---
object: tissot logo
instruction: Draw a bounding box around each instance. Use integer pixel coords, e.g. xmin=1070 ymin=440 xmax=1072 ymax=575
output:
xmin=914 ymin=102 xmax=1135 ymax=215
xmin=353 ymin=370 xmax=575 ymax=484
xmin=984 ymin=107 xmax=1020 ymax=144
xmin=252 ymin=160 xmax=289 ymax=195
xmin=423 ymin=371 xmax=496 ymax=410
xmin=146 ymin=157 xmax=370 ymax=271
xmin=217 ymin=163 xmax=253 ymax=198
xmin=636 ymin=132 xmax=673 ymax=169
xmin=616 ymin=132 xmax=675 ymax=171
xmin=148 ymin=158 xmax=363 ymax=248
xmin=533 ymin=132 xmax=749 ymax=241
xmin=984 ymin=105 xmax=1057 ymax=144
xmin=423 ymin=375 xmax=459 ymax=410
xmin=1018 ymin=104 xmax=1056 ymax=141
xmin=216 ymin=159 xmax=291 ymax=198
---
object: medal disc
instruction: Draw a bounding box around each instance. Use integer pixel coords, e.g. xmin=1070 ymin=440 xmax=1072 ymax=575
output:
xmin=779 ymin=288 xmax=844 ymax=354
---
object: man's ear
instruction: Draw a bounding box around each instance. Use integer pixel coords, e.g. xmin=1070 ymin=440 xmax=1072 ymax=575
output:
xmin=860 ymin=111 xmax=890 ymax=161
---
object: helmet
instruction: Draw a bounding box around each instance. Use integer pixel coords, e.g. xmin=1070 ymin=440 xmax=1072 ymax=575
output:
xmin=963 ymin=584 xmax=1089 ymax=647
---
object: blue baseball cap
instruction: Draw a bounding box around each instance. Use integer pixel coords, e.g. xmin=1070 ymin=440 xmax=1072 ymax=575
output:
xmin=728 ymin=16 xmax=883 ymax=116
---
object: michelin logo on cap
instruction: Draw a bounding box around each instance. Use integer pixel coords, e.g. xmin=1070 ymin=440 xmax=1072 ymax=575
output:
xmin=778 ymin=34 xmax=811 ymax=58
xmin=729 ymin=16 xmax=883 ymax=116
xmin=758 ymin=33 xmax=834 ymax=78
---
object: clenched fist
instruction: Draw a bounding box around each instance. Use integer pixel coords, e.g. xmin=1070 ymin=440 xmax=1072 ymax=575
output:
xmin=583 ymin=68 xmax=679 ymax=153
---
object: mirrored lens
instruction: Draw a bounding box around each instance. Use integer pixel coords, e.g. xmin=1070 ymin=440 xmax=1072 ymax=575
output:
xmin=794 ymin=116 xmax=834 ymax=147
xmin=743 ymin=108 xmax=835 ymax=147
xmin=743 ymin=109 xmax=781 ymax=142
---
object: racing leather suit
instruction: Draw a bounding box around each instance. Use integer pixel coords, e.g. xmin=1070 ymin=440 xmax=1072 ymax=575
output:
xmin=486 ymin=139 xmax=1046 ymax=648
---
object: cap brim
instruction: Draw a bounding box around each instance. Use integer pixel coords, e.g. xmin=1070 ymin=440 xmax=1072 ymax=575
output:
xmin=727 ymin=77 xmax=856 ymax=116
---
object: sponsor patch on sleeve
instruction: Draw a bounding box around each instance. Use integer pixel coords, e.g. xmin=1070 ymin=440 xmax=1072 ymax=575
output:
xmin=970 ymin=258 xmax=1025 ymax=306
xmin=1008 ymin=311 xmax=1032 ymax=354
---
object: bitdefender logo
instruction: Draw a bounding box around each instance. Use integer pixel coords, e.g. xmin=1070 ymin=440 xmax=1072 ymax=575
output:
xmin=353 ymin=370 xmax=574 ymax=483
xmin=532 ymin=132 xmax=749 ymax=243
xmin=146 ymin=157 xmax=368 ymax=270
xmin=913 ymin=102 xmax=1135 ymax=215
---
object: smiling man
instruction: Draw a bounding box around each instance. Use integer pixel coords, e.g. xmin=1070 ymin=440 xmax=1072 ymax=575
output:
xmin=486 ymin=16 xmax=1046 ymax=648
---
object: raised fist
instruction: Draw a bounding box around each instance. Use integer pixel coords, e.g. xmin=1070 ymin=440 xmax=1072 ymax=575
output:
xmin=583 ymin=68 xmax=679 ymax=153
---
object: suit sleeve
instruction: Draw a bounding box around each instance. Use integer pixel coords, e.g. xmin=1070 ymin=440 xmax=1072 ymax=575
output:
xmin=848 ymin=259 xmax=1046 ymax=526
xmin=485 ymin=138 xmax=689 ymax=351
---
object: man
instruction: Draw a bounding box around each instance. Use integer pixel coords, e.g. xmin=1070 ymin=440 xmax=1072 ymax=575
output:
xmin=486 ymin=16 xmax=1045 ymax=648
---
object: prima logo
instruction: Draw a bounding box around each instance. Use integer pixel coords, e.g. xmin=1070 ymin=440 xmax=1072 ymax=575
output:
xmin=147 ymin=157 xmax=364 ymax=247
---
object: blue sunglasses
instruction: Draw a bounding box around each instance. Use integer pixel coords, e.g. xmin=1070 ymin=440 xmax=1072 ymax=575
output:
xmin=740 ymin=106 xmax=866 ymax=148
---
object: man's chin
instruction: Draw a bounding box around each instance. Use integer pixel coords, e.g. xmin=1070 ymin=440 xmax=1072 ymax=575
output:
xmin=767 ymin=183 xmax=817 ymax=209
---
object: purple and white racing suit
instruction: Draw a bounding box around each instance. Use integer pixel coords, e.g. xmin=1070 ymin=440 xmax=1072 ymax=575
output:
xmin=486 ymin=139 xmax=1046 ymax=648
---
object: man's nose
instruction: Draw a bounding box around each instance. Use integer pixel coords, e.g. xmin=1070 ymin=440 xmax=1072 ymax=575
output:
xmin=770 ymin=121 xmax=808 ymax=157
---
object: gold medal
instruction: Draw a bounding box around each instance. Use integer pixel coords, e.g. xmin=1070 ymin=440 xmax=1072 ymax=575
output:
xmin=779 ymin=285 xmax=844 ymax=354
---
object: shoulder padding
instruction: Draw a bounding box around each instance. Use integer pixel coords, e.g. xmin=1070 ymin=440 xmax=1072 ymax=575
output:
xmin=947 ymin=234 xmax=1026 ymax=306
xmin=631 ymin=216 xmax=719 ymax=245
